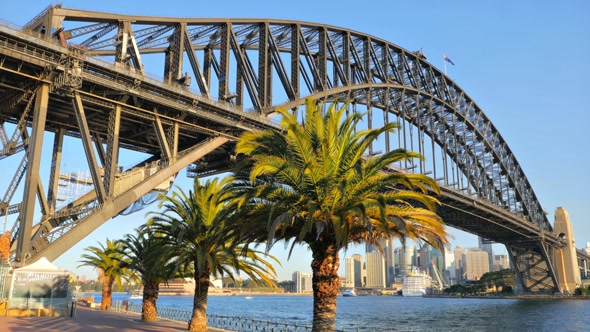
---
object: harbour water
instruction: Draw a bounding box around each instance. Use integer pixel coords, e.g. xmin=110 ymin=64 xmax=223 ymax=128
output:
xmin=96 ymin=293 xmax=590 ymax=331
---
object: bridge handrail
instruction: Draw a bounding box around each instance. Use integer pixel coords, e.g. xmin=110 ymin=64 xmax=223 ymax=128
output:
xmin=0 ymin=19 xmax=21 ymax=32
xmin=0 ymin=31 xmax=60 ymax=65
xmin=82 ymin=56 xmax=275 ymax=127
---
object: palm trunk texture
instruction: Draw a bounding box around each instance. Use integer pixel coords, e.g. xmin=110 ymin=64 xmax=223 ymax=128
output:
xmin=311 ymin=244 xmax=340 ymax=332
xmin=188 ymin=268 xmax=211 ymax=331
xmin=142 ymin=281 xmax=160 ymax=322
xmin=101 ymin=277 xmax=114 ymax=310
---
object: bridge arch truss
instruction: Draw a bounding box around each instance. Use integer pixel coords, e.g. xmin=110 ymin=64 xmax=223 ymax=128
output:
xmin=0 ymin=5 xmax=581 ymax=294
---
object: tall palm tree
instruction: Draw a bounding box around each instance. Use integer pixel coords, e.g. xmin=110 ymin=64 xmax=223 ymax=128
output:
xmin=78 ymin=239 xmax=137 ymax=310
xmin=117 ymin=227 xmax=182 ymax=322
xmin=235 ymin=99 xmax=450 ymax=331
xmin=147 ymin=177 xmax=279 ymax=331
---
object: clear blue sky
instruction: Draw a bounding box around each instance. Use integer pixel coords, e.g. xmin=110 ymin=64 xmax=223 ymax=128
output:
xmin=1 ymin=0 xmax=588 ymax=281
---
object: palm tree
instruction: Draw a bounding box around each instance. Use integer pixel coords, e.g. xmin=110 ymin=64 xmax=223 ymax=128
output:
xmin=235 ymin=99 xmax=450 ymax=331
xmin=147 ymin=177 xmax=279 ymax=331
xmin=117 ymin=227 xmax=182 ymax=322
xmin=78 ymin=239 xmax=137 ymax=310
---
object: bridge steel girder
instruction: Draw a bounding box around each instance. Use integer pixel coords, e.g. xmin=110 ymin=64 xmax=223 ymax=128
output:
xmin=507 ymin=244 xmax=560 ymax=294
xmin=1 ymin=6 xmax=581 ymax=294
xmin=72 ymin=91 xmax=107 ymax=204
xmin=15 ymin=84 xmax=49 ymax=262
xmin=0 ymin=16 xmax=274 ymax=265
xmin=32 ymin=136 xmax=229 ymax=262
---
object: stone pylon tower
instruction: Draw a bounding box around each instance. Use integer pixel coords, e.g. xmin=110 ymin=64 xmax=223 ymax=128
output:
xmin=553 ymin=207 xmax=581 ymax=294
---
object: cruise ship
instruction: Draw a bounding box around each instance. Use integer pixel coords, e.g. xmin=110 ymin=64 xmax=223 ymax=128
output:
xmin=402 ymin=269 xmax=432 ymax=297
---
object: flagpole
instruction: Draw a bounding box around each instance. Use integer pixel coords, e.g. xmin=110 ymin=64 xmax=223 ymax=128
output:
xmin=444 ymin=57 xmax=447 ymax=75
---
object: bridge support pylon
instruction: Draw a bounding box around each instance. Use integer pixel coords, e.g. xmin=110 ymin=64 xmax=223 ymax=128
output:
xmin=553 ymin=207 xmax=581 ymax=294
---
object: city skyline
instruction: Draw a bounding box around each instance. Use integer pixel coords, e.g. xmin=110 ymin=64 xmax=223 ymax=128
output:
xmin=0 ymin=0 xmax=588 ymax=282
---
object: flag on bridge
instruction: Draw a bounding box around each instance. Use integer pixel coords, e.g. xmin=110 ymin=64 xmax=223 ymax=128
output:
xmin=444 ymin=54 xmax=455 ymax=65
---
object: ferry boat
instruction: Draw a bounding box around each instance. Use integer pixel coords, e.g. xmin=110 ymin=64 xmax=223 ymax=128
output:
xmin=129 ymin=290 xmax=143 ymax=300
xmin=402 ymin=269 xmax=432 ymax=297
xmin=342 ymin=289 xmax=357 ymax=297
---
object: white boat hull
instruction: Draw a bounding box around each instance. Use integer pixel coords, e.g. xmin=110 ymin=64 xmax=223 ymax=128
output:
xmin=402 ymin=291 xmax=425 ymax=297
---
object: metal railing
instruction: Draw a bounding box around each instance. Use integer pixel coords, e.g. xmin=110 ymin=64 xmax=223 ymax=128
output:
xmin=120 ymin=300 xmax=356 ymax=332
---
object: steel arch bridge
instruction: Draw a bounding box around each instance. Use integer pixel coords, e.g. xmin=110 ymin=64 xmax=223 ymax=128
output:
xmin=0 ymin=5 xmax=586 ymax=294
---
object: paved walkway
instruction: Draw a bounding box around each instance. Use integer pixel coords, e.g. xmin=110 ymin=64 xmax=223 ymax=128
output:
xmin=0 ymin=302 xmax=228 ymax=331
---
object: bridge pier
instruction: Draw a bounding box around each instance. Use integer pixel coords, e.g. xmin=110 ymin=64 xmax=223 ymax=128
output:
xmin=508 ymin=207 xmax=583 ymax=295
xmin=553 ymin=207 xmax=581 ymax=294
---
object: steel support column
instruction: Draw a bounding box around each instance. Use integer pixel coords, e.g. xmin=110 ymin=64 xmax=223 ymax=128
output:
xmin=218 ymin=24 xmax=230 ymax=101
xmin=104 ymin=105 xmax=121 ymax=197
xmin=33 ymin=136 xmax=229 ymax=261
xmin=153 ymin=114 xmax=171 ymax=160
xmin=72 ymin=91 xmax=106 ymax=204
xmin=15 ymin=84 xmax=49 ymax=263
xmin=258 ymin=23 xmax=271 ymax=110
xmin=166 ymin=123 xmax=179 ymax=161
xmin=47 ymin=128 xmax=65 ymax=213
xmin=290 ymin=25 xmax=300 ymax=104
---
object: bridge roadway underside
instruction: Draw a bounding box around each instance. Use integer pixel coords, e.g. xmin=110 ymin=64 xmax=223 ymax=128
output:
xmin=437 ymin=187 xmax=560 ymax=249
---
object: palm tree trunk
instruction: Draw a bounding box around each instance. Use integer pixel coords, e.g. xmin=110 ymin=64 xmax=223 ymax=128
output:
xmin=311 ymin=244 xmax=340 ymax=332
xmin=101 ymin=276 xmax=114 ymax=310
xmin=142 ymin=281 xmax=160 ymax=322
xmin=188 ymin=266 xmax=210 ymax=331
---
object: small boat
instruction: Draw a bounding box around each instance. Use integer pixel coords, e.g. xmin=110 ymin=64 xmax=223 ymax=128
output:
xmin=342 ymin=289 xmax=357 ymax=297
xmin=245 ymin=296 xmax=253 ymax=300
xmin=129 ymin=290 xmax=143 ymax=300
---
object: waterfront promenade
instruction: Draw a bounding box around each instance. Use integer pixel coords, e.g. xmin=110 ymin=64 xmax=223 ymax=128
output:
xmin=0 ymin=302 xmax=229 ymax=332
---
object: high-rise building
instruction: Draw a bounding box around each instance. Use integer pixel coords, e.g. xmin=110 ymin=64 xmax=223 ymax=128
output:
xmin=463 ymin=248 xmax=490 ymax=280
xmin=292 ymin=271 xmax=312 ymax=293
xmin=478 ymin=236 xmax=494 ymax=271
xmin=393 ymin=247 xmax=401 ymax=282
xmin=443 ymin=250 xmax=456 ymax=285
xmin=345 ymin=255 xmax=364 ymax=288
xmin=350 ymin=254 xmax=364 ymax=288
xmin=366 ymin=239 xmax=395 ymax=286
xmin=344 ymin=257 xmax=356 ymax=288
xmin=399 ymin=245 xmax=416 ymax=277
xmin=384 ymin=238 xmax=396 ymax=286
xmin=583 ymin=243 xmax=590 ymax=280
xmin=493 ymin=254 xmax=509 ymax=271
xmin=365 ymin=251 xmax=386 ymax=288
xmin=365 ymin=243 xmax=377 ymax=253
xmin=418 ymin=244 xmax=442 ymax=280
xmin=454 ymin=246 xmax=465 ymax=283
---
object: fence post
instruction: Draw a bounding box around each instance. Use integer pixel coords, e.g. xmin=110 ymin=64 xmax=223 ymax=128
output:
xmin=69 ymin=299 xmax=76 ymax=317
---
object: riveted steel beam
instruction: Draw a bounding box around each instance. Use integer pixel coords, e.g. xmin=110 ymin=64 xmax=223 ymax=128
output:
xmin=15 ymin=84 xmax=49 ymax=262
xmin=47 ymin=128 xmax=64 ymax=213
xmin=72 ymin=91 xmax=107 ymax=204
xmin=104 ymin=105 xmax=121 ymax=197
xmin=32 ymin=136 xmax=229 ymax=261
